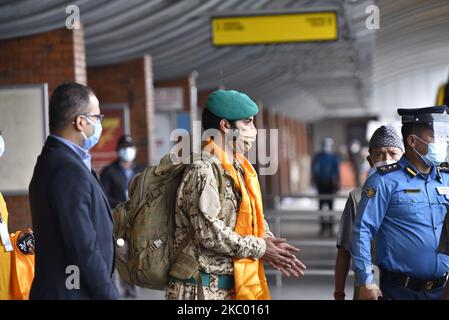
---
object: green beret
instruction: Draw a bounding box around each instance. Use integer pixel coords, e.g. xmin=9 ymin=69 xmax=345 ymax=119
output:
xmin=205 ymin=90 xmax=259 ymax=121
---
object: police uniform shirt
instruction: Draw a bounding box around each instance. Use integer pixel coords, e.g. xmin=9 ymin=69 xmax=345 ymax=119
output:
xmin=351 ymin=155 xmax=449 ymax=285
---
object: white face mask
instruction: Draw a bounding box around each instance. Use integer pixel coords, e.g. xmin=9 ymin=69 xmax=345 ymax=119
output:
xmin=373 ymin=159 xmax=398 ymax=168
xmin=323 ymin=145 xmax=333 ymax=154
xmin=118 ymin=147 xmax=136 ymax=162
xmin=0 ymin=135 xmax=4 ymax=158
xmin=236 ymin=128 xmax=257 ymax=153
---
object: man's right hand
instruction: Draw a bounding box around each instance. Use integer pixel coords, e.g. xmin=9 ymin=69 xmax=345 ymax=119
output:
xmin=358 ymin=283 xmax=383 ymax=300
xmin=262 ymin=237 xmax=297 ymax=269
xmin=262 ymin=237 xmax=307 ymax=278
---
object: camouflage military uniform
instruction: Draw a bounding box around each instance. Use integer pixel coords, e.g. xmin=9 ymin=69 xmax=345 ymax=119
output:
xmin=165 ymin=155 xmax=273 ymax=300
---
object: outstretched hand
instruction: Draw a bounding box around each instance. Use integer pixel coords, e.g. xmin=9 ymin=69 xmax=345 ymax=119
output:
xmin=262 ymin=237 xmax=306 ymax=278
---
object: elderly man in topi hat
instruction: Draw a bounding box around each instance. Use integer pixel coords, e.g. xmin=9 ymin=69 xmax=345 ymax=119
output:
xmin=165 ymin=90 xmax=306 ymax=300
xmin=334 ymin=125 xmax=404 ymax=300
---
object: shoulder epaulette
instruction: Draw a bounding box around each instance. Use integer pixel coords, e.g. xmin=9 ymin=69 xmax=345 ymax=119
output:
xmin=404 ymin=166 xmax=418 ymax=177
xmin=376 ymin=163 xmax=400 ymax=175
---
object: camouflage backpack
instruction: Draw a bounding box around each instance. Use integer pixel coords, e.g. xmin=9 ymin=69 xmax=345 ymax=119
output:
xmin=112 ymin=152 xmax=224 ymax=293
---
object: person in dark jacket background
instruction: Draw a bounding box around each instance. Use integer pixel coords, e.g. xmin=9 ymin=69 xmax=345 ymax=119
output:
xmin=100 ymin=134 xmax=142 ymax=298
xmin=29 ymin=82 xmax=118 ymax=300
xmin=100 ymin=135 xmax=142 ymax=210
xmin=312 ymin=137 xmax=341 ymax=237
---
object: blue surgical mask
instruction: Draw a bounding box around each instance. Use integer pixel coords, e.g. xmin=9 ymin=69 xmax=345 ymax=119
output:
xmin=0 ymin=135 xmax=4 ymax=158
xmin=81 ymin=117 xmax=102 ymax=150
xmin=413 ymin=135 xmax=447 ymax=166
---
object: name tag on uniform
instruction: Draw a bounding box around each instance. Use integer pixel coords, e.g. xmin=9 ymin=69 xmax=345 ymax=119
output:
xmin=405 ymin=189 xmax=421 ymax=193
xmin=436 ymin=187 xmax=449 ymax=195
xmin=0 ymin=221 xmax=13 ymax=252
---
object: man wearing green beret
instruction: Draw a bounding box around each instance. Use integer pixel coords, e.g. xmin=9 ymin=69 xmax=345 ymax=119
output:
xmin=165 ymin=90 xmax=306 ymax=300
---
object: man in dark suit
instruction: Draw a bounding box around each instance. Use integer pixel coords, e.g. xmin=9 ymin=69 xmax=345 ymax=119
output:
xmin=29 ymin=82 xmax=118 ymax=300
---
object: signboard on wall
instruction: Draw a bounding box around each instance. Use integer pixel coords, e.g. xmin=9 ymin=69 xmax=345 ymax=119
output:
xmin=91 ymin=104 xmax=130 ymax=174
xmin=154 ymin=87 xmax=184 ymax=111
xmin=0 ymin=84 xmax=49 ymax=195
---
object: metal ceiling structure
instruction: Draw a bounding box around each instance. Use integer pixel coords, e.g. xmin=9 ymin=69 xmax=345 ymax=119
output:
xmin=2 ymin=0 xmax=431 ymax=121
xmin=374 ymin=0 xmax=449 ymax=85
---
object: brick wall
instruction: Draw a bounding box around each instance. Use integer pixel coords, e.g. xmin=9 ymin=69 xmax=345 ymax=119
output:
xmin=0 ymin=27 xmax=87 ymax=231
xmin=0 ymin=27 xmax=86 ymax=92
xmin=87 ymin=55 xmax=154 ymax=167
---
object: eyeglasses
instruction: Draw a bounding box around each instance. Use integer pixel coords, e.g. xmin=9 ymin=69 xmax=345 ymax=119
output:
xmin=82 ymin=113 xmax=105 ymax=124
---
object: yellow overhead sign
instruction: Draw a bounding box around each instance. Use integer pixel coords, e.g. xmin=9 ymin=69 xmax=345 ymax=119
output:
xmin=211 ymin=12 xmax=338 ymax=46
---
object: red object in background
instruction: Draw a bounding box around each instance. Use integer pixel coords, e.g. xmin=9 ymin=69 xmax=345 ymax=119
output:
xmin=339 ymin=161 xmax=357 ymax=189
xmin=91 ymin=107 xmax=127 ymax=174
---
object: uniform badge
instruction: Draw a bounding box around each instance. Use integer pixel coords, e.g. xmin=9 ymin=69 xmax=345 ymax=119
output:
xmin=364 ymin=187 xmax=376 ymax=198
xmin=436 ymin=187 xmax=449 ymax=195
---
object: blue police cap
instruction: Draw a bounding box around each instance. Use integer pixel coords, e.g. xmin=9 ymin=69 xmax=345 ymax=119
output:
xmin=397 ymin=105 xmax=449 ymax=124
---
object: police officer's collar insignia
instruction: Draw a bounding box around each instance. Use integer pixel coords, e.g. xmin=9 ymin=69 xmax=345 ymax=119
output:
xmin=437 ymin=165 xmax=449 ymax=182
xmin=376 ymin=163 xmax=400 ymax=175
xmin=405 ymin=166 xmax=418 ymax=177
xmin=364 ymin=187 xmax=376 ymax=198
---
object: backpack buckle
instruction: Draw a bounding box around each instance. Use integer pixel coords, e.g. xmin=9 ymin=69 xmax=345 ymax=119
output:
xmin=149 ymin=238 xmax=164 ymax=251
xmin=148 ymin=188 xmax=162 ymax=200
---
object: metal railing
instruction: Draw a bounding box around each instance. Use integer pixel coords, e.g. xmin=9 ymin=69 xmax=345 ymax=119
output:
xmin=263 ymin=193 xmax=348 ymax=287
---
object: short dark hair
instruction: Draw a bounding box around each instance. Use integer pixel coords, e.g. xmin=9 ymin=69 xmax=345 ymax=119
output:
xmin=49 ymin=82 xmax=94 ymax=134
xmin=401 ymin=123 xmax=432 ymax=150
xmin=201 ymin=108 xmax=236 ymax=131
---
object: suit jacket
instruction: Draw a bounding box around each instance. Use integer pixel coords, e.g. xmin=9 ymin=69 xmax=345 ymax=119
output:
xmin=100 ymin=160 xmax=143 ymax=210
xmin=29 ymin=136 xmax=118 ymax=300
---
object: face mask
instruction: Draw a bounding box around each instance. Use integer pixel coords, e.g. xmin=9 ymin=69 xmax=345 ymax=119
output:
xmin=235 ymin=128 xmax=257 ymax=153
xmin=81 ymin=116 xmax=102 ymax=150
xmin=413 ymin=135 xmax=447 ymax=166
xmin=118 ymin=147 xmax=136 ymax=162
xmin=367 ymin=160 xmax=399 ymax=177
xmin=373 ymin=159 xmax=398 ymax=168
xmin=323 ymin=145 xmax=333 ymax=154
xmin=0 ymin=135 xmax=4 ymax=158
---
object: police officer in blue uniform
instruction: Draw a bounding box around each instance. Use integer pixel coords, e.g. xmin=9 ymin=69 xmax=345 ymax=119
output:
xmin=351 ymin=106 xmax=449 ymax=300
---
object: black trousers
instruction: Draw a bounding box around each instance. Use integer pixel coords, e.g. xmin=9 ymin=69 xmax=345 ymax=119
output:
xmin=317 ymin=181 xmax=336 ymax=234
xmin=317 ymin=181 xmax=336 ymax=210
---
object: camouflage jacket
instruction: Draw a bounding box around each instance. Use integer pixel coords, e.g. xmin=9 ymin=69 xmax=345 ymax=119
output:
xmin=173 ymin=155 xmax=272 ymax=275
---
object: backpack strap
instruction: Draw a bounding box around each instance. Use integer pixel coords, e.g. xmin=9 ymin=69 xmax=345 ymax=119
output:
xmin=193 ymin=270 xmax=205 ymax=300
xmin=127 ymin=168 xmax=150 ymax=227
xmin=137 ymin=167 xmax=150 ymax=204
xmin=124 ymin=168 xmax=152 ymax=254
